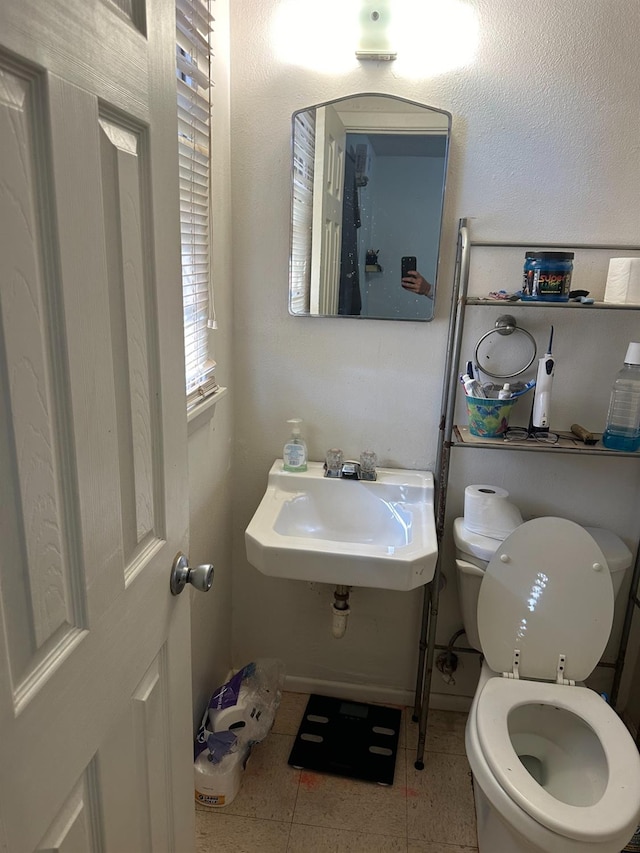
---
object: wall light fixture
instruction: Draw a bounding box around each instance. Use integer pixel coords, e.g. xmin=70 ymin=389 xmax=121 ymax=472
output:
xmin=356 ymin=1 xmax=397 ymax=61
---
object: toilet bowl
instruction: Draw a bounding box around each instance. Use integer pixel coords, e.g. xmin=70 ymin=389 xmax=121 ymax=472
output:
xmin=456 ymin=516 xmax=640 ymax=853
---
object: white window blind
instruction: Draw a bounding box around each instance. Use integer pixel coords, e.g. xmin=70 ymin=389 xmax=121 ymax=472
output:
xmin=290 ymin=111 xmax=316 ymax=314
xmin=176 ymin=0 xmax=217 ymax=397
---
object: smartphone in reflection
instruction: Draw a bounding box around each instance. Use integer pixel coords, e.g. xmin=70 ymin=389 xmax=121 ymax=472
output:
xmin=401 ymin=256 xmax=417 ymax=280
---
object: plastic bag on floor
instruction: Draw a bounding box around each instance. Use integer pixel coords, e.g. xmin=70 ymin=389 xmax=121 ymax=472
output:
xmin=197 ymin=658 xmax=284 ymax=744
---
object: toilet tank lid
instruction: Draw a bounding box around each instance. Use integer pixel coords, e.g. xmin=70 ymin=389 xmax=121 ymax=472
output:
xmin=583 ymin=527 xmax=632 ymax=574
xmin=454 ymin=517 xmax=631 ymax=573
xmin=453 ymin=517 xmax=504 ymax=563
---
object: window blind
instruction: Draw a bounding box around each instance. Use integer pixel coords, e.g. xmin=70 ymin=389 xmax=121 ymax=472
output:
xmin=290 ymin=111 xmax=316 ymax=314
xmin=176 ymin=0 xmax=217 ymax=395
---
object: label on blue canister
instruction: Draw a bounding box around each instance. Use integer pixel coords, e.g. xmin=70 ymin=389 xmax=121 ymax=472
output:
xmin=522 ymin=251 xmax=574 ymax=301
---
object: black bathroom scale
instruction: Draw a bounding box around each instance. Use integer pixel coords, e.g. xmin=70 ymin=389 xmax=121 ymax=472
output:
xmin=287 ymin=694 xmax=401 ymax=785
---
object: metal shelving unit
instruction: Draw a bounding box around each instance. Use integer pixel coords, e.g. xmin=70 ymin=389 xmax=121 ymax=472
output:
xmin=412 ymin=219 xmax=640 ymax=769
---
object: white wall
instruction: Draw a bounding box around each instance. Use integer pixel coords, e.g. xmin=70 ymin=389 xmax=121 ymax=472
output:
xmin=188 ymin=0 xmax=235 ymax=731
xmin=223 ymin=0 xmax=640 ymax=711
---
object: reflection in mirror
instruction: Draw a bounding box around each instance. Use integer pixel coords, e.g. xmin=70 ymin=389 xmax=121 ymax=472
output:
xmin=289 ymin=94 xmax=451 ymax=321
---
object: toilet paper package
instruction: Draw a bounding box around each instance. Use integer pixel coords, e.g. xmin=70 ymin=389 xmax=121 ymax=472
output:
xmin=194 ymin=659 xmax=285 ymax=807
xmin=194 ymin=743 xmax=248 ymax=808
xmin=463 ymin=484 xmax=523 ymax=540
xmin=207 ymin=698 xmax=251 ymax=734
xmin=604 ymin=258 xmax=640 ymax=304
xmin=203 ymin=658 xmax=285 ymax=742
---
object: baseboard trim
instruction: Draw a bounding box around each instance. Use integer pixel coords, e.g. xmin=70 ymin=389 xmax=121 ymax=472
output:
xmin=284 ymin=675 xmax=472 ymax=713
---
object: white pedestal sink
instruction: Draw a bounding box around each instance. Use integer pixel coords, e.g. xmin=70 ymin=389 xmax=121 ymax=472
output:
xmin=245 ymin=461 xmax=438 ymax=591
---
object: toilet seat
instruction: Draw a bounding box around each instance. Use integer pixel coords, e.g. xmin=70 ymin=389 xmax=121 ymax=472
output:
xmin=476 ymin=676 xmax=640 ymax=844
xmin=477 ymin=517 xmax=614 ymax=683
xmin=473 ymin=516 xmax=640 ymax=843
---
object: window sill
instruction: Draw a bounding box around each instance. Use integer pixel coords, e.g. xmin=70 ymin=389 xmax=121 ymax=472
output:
xmin=187 ymin=386 xmax=228 ymax=435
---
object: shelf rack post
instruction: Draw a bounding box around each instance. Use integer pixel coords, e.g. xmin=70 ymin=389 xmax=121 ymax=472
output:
xmin=413 ymin=221 xmax=640 ymax=766
xmin=413 ymin=218 xmax=471 ymax=768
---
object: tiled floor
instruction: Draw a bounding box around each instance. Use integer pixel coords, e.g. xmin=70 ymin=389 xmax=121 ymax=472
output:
xmin=196 ymin=692 xmax=478 ymax=853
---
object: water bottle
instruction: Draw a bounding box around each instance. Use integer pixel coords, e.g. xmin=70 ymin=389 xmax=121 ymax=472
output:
xmin=602 ymin=342 xmax=640 ymax=451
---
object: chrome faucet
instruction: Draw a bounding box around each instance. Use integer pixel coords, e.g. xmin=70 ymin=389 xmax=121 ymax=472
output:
xmin=340 ymin=460 xmax=361 ymax=480
xmin=324 ymin=451 xmax=377 ymax=481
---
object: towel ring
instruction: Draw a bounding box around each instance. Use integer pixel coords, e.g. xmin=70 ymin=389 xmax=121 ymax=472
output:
xmin=473 ymin=315 xmax=537 ymax=379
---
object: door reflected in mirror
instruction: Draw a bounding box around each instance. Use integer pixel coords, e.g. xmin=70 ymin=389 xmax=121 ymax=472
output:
xmin=289 ymin=94 xmax=451 ymax=321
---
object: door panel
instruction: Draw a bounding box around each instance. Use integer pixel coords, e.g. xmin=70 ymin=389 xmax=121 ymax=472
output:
xmin=99 ymin=116 xmax=164 ymax=567
xmin=47 ymin=74 xmax=125 ymax=623
xmin=37 ymin=772 xmax=102 ymax=853
xmin=0 ymin=62 xmax=86 ymax=696
xmin=0 ymin=0 xmax=194 ymax=850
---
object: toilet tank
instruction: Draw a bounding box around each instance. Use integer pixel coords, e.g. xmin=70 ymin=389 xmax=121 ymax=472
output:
xmin=453 ymin=517 xmax=632 ymax=653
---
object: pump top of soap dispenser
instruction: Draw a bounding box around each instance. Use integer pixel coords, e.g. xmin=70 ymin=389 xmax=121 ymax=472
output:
xmin=288 ymin=418 xmax=302 ymax=434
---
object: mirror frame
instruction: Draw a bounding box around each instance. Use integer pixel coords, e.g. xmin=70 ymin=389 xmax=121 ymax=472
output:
xmin=288 ymin=93 xmax=452 ymax=321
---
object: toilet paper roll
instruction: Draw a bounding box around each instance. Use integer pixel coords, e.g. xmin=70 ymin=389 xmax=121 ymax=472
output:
xmin=194 ymin=746 xmax=246 ymax=807
xmin=463 ymin=484 xmax=523 ymax=541
xmin=208 ymin=698 xmax=250 ymax=733
xmin=604 ymin=258 xmax=640 ymax=304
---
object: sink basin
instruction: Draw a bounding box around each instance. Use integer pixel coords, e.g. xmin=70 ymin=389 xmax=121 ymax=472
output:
xmin=245 ymin=461 xmax=438 ymax=591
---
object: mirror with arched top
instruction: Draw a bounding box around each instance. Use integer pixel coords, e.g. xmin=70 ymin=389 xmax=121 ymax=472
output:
xmin=289 ymin=94 xmax=451 ymax=321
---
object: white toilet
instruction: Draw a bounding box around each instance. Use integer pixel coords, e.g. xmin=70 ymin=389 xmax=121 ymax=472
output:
xmin=454 ymin=515 xmax=640 ymax=853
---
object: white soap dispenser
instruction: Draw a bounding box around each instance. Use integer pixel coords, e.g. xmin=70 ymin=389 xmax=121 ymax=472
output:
xmin=283 ymin=418 xmax=308 ymax=472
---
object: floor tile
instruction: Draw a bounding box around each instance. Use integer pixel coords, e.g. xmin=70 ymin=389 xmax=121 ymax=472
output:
xmin=273 ymin=691 xmax=309 ymax=736
xmin=221 ymin=733 xmax=301 ymax=822
xmin=196 ymin=811 xmax=291 ymax=853
xmin=406 ymin=752 xmax=477 ymax=847
xmin=287 ymin=823 xmax=409 ymax=852
xmin=194 ymin=699 xmax=479 ymax=852
xmin=405 ymin=710 xmax=468 ymax=756
xmin=393 ymin=703 xmax=408 ymax=750
xmin=292 ymin=747 xmax=408 ymax=838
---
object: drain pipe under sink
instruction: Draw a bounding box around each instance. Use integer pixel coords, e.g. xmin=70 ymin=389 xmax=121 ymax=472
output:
xmin=331 ymin=585 xmax=351 ymax=638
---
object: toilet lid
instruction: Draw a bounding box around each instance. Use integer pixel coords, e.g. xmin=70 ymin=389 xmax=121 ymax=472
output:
xmin=477 ymin=517 xmax=614 ymax=682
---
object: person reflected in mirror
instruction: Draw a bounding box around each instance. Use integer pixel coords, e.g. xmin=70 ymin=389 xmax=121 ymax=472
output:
xmin=401 ymin=269 xmax=432 ymax=298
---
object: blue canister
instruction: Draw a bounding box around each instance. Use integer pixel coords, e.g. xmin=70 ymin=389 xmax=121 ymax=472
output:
xmin=522 ymin=251 xmax=574 ymax=301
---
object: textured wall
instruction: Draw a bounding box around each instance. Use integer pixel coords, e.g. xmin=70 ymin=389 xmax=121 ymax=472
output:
xmin=188 ymin=0 xmax=235 ymax=730
xmin=226 ymin=0 xmax=640 ymax=709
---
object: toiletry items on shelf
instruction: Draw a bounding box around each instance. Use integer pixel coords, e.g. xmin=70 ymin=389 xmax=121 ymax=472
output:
xmin=283 ymin=418 xmax=308 ymax=471
xmin=461 ymin=373 xmax=486 ymax=398
xmin=461 ymin=372 xmax=535 ymax=439
xmin=602 ymin=343 xmax=640 ymax=452
xmin=465 ymin=396 xmax=516 ymax=438
xmin=571 ymin=423 xmax=598 ymax=445
xmin=604 ymin=258 xmax=640 ymax=304
xmin=531 ymin=326 xmax=555 ymax=432
xmin=521 ymin=251 xmax=574 ymax=301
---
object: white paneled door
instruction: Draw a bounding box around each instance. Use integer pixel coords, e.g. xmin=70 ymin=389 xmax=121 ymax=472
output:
xmin=310 ymin=104 xmax=345 ymax=315
xmin=0 ymin=1 xmax=195 ymax=851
